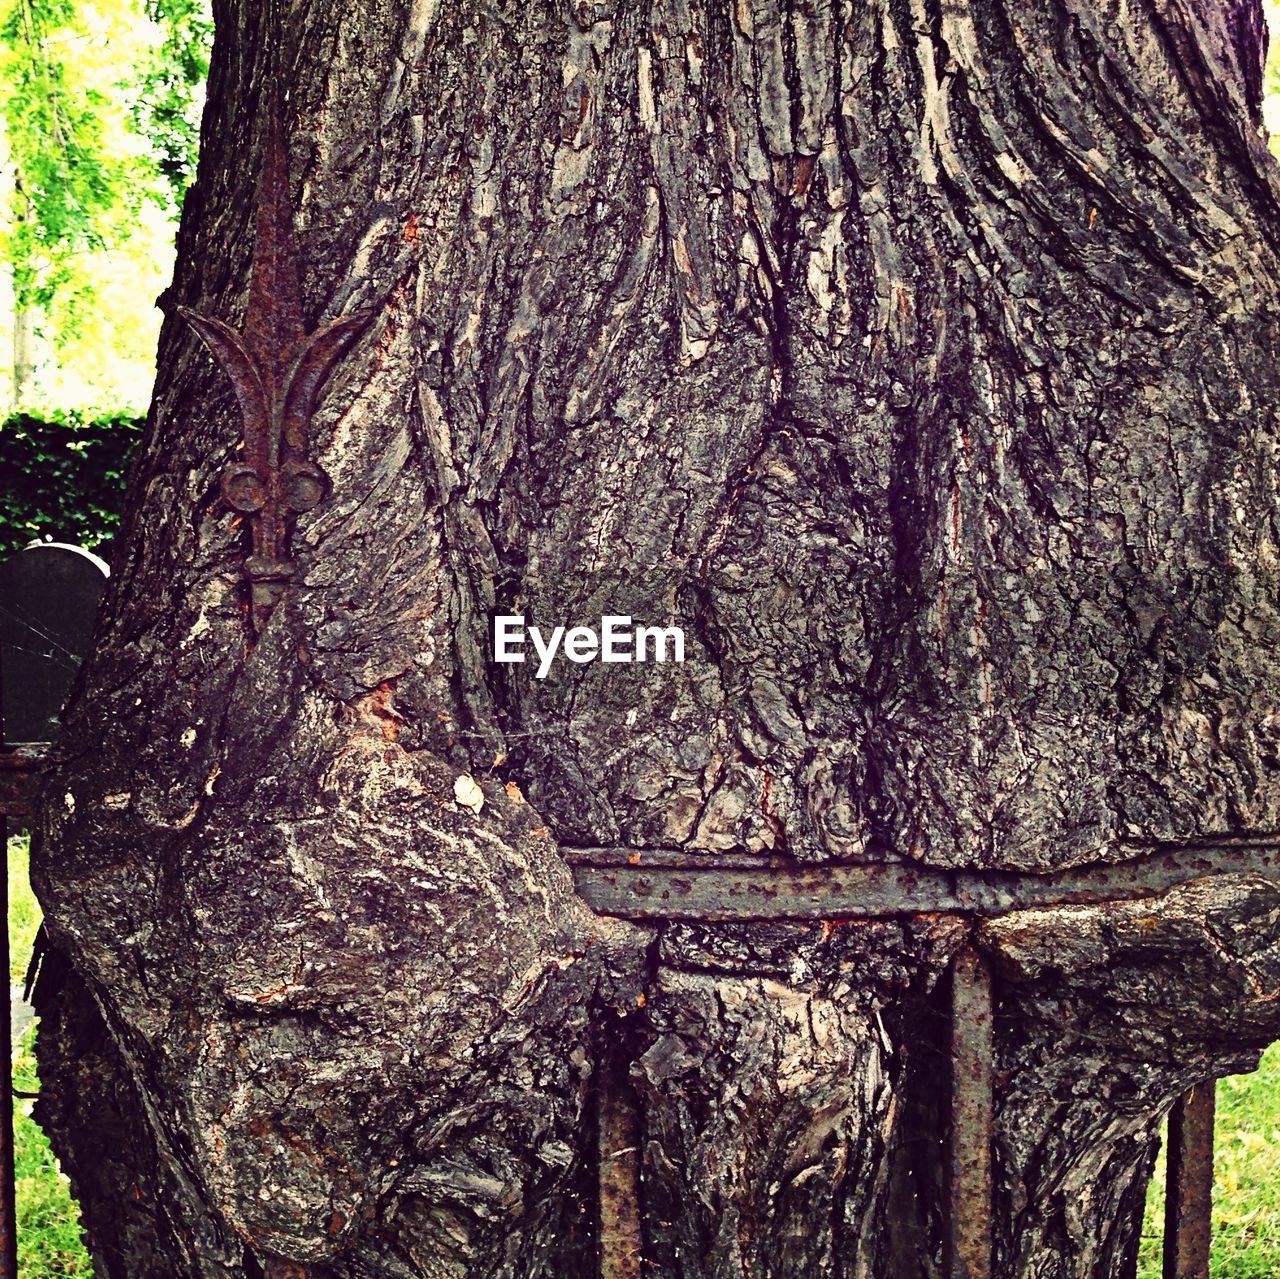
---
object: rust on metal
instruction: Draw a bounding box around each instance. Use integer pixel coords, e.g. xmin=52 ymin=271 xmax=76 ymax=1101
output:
xmin=1163 ymin=1082 xmax=1215 ymax=1279
xmin=0 ymin=815 xmax=17 ymax=1279
xmin=264 ymin=1261 xmax=312 ymax=1279
xmin=947 ymin=943 xmax=994 ymax=1279
xmin=0 ymin=745 xmax=46 ymax=819
xmin=178 ymin=92 xmax=373 ymax=637
xmin=564 ymin=840 xmax=1280 ymax=922
xmin=597 ymin=1052 xmax=643 ymax=1279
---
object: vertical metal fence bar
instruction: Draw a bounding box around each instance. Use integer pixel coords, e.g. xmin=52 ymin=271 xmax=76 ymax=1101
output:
xmin=0 ymin=622 xmax=21 ymax=1279
xmin=1163 ymin=1082 xmax=1215 ymax=1279
xmin=597 ymin=1053 xmax=643 ymax=1279
xmin=948 ymin=943 xmax=995 ymax=1279
xmin=0 ymin=806 xmax=17 ymax=1279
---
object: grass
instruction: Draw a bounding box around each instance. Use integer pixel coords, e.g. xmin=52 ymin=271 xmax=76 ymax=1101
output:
xmin=4 ymin=831 xmax=1280 ymax=1276
xmin=1137 ymin=1041 xmax=1280 ymax=1278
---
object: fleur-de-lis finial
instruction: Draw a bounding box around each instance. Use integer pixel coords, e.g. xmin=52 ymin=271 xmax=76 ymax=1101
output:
xmin=179 ymin=91 xmax=373 ymax=637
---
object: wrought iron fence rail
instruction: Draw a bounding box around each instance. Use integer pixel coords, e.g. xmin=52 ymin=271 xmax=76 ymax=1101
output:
xmin=0 ymin=748 xmax=1225 ymax=1279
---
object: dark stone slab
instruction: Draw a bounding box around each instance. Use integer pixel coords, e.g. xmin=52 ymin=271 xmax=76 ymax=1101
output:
xmin=0 ymin=543 xmax=107 ymax=745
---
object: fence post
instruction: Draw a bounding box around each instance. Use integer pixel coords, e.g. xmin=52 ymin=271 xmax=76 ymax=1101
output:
xmin=1163 ymin=1082 xmax=1215 ymax=1279
xmin=948 ymin=943 xmax=995 ymax=1279
xmin=597 ymin=1051 xmax=643 ymax=1279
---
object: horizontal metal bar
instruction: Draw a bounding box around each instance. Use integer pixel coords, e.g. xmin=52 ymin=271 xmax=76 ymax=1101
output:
xmin=564 ymin=841 xmax=1280 ymax=921
xmin=4 ymin=747 xmax=1276 ymax=922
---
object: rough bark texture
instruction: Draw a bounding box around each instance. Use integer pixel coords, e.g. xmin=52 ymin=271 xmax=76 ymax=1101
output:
xmin=28 ymin=0 xmax=1280 ymax=1276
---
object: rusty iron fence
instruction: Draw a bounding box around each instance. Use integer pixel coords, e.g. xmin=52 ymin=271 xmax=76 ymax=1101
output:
xmin=564 ymin=844 xmax=1234 ymax=1279
xmin=0 ymin=760 xmax=1231 ymax=1279
xmin=0 ymin=751 xmax=1234 ymax=1278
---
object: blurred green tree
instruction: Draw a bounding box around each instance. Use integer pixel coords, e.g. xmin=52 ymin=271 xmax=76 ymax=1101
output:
xmin=0 ymin=0 xmax=210 ymax=410
xmin=134 ymin=0 xmax=212 ymax=210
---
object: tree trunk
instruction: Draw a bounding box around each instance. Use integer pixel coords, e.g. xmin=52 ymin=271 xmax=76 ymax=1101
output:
xmin=30 ymin=1 xmax=1280 ymax=1276
xmin=12 ymin=302 xmax=33 ymax=408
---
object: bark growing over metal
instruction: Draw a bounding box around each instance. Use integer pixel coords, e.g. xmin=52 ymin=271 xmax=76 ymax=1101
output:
xmin=177 ymin=93 xmax=374 ymax=639
xmin=28 ymin=0 xmax=1280 ymax=1276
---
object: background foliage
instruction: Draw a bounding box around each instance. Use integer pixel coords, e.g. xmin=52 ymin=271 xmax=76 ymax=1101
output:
xmin=0 ymin=411 xmax=142 ymax=558
xmin=0 ymin=0 xmax=209 ymax=413
xmin=135 ymin=0 xmax=213 ymax=208
xmin=0 ymin=0 xmax=209 ymax=557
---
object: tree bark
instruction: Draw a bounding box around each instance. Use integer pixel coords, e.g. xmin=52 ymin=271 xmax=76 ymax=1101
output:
xmin=29 ymin=0 xmax=1280 ymax=1276
xmin=12 ymin=302 xmax=33 ymax=408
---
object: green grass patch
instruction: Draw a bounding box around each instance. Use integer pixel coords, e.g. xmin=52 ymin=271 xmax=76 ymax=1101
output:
xmin=14 ymin=1026 xmax=92 ymax=1278
xmin=9 ymin=835 xmax=42 ymax=987
xmin=1138 ymin=1044 xmax=1280 ymax=1278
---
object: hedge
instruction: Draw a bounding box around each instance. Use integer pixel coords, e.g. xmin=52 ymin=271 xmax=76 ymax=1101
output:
xmin=0 ymin=413 xmax=144 ymax=563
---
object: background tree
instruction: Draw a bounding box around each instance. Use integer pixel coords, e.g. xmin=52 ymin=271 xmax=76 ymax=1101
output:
xmin=0 ymin=0 xmax=209 ymax=410
xmin=28 ymin=2 xmax=1280 ymax=1277
xmin=133 ymin=0 xmax=212 ymax=210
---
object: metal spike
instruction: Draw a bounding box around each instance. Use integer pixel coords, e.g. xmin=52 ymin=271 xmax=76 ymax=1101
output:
xmin=178 ymin=92 xmax=373 ymax=638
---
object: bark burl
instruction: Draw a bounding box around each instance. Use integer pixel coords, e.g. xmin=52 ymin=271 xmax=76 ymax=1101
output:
xmin=30 ymin=1 xmax=1280 ymax=1276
